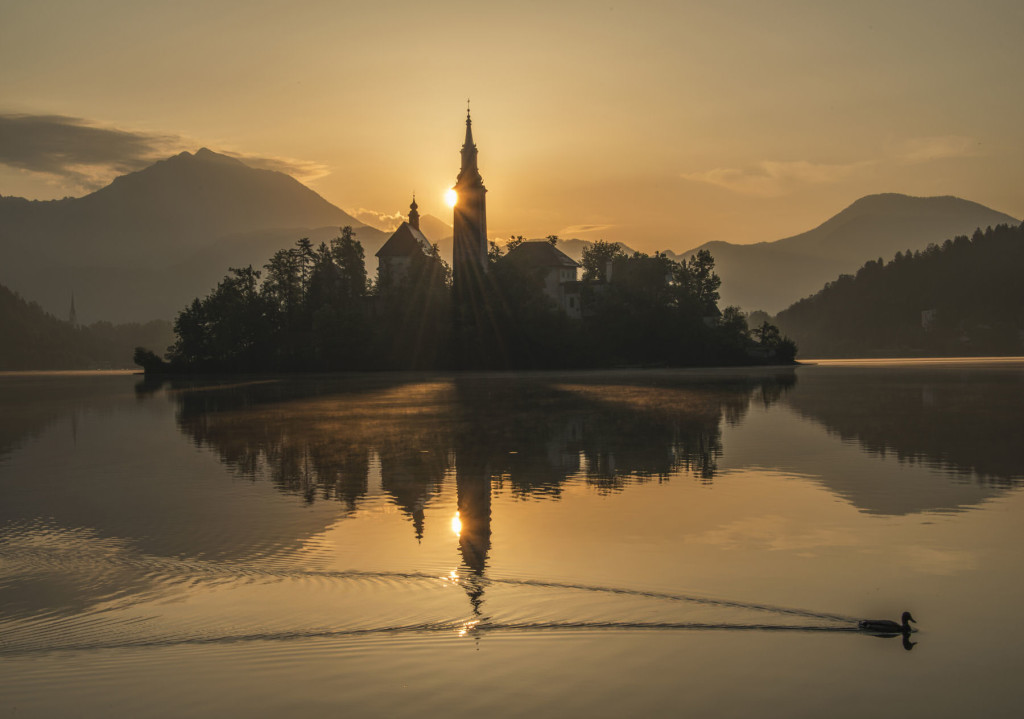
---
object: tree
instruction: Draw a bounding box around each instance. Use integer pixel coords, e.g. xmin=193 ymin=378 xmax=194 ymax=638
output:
xmin=674 ymin=249 xmax=721 ymax=316
xmin=581 ymin=239 xmax=626 ymax=282
xmin=331 ymin=226 xmax=367 ymax=301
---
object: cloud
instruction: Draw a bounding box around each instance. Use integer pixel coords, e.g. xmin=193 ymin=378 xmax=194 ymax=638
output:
xmin=0 ymin=113 xmax=331 ymax=196
xmin=0 ymin=113 xmax=179 ymax=190
xmin=348 ymin=207 xmax=407 ymax=232
xmin=681 ymin=159 xmax=870 ymax=197
xmin=899 ymin=135 xmax=978 ymax=163
xmin=224 ymin=152 xmax=331 ymax=184
xmin=558 ymin=224 xmax=614 ymax=236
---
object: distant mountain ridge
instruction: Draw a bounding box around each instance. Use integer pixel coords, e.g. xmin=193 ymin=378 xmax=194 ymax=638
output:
xmin=676 ymin=194 xmax=1019 ymax=313
xmin=0 ymin=148 xmax=389 ymax=322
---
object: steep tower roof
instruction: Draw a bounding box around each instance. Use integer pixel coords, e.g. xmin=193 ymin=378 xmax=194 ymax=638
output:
xmin=457 ymin=109 xmax=483 ymax=186
xmin=376 ymin=222 xmax=432 ymax=257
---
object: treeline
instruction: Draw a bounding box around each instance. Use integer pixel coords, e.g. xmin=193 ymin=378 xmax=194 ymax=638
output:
xmin=143 ymin=228 xmax=449 ymax=372
xmin=775 ymin=223 xmax=1024 ymax=357
xmin=139 ymin=230 xmax=794 ymax=373
xmin=0 ymin=283 xmax=174 ymax=370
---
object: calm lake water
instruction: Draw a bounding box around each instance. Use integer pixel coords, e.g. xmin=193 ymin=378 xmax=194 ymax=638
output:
xmin=2 ymin=360 xmax=1023 ymax=718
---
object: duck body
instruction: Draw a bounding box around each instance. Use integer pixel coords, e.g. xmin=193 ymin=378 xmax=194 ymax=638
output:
xmin=859 ymin=611 xmax=916 ymax=634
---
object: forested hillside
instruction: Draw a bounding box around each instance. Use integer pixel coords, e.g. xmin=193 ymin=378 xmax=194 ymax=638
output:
xmin=775 ymin=223 xmax=1024 ymax=357
xmin=0 ymin=284 xmax=173 ymax=370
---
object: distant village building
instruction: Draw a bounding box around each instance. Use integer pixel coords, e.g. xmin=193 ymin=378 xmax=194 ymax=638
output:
xmin=375 ymin=196 xmax=433 ymax=284
xmin=503 ymin=241 xmax=582 ymax=319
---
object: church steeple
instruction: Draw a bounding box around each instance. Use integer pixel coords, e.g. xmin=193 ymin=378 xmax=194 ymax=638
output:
xmin=452 ymin=108 xmax=488 ymax=293
xmin=408 ymin=194 xmax=420 ymax=230
xmin=459 ymin=109 xmax=480 ymax=180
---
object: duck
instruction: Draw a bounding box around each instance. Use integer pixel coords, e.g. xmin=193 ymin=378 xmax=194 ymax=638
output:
xmin=858 ymin=611 xmax=916 ymax=633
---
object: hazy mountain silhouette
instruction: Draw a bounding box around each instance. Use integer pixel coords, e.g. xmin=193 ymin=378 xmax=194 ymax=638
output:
xmin=0 ymin=149 xmax=388 ymax=322
xmin=678 ymin=194 xmax=1019 ymax=313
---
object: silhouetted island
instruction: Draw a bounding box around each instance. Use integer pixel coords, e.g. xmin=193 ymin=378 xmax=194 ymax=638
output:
xmin=135 ymin=114 xmax=795 ymax=373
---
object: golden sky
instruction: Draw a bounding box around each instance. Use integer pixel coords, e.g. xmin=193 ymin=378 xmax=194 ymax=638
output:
xmin=1 ymin=0 xmax=1021 ymax=252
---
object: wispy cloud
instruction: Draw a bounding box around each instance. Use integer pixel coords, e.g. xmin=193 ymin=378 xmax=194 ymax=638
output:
xmin=899 ymin=135 xmax=979 ymax=163
xmin=558 ymin=224 xmax=614 ymax=236
xmin=681 ymin=160 xmax=870 ymax=197
xmin=0 ymin=113 xmax=180 ymax=191
xmin=223 ymin=151 xmax=331 ymax=184
xmin=348 ymin=207 xmax=407 ymax=232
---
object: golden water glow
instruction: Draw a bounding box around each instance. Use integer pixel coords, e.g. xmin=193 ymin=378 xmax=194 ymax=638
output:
xmin=451 ymin=511 xmax=462 ymax=536
xmin=444 ymin=189 xmax=457 ymax=207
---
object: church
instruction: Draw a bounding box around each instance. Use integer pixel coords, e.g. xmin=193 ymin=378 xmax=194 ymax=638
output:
xmin=376 ymin=111 xmax=581 ymax=317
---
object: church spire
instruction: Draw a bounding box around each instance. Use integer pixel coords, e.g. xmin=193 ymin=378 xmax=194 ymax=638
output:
xmin=452 ymin=107 xmax=488 ymax=295
xmin=459 ymin=106 xmax=479 ymax=180
xmin=408 ymin=194 xmax=420 ymax=230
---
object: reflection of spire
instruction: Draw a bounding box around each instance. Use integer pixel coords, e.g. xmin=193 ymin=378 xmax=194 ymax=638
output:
xmin=455 ymin=450 xmax=491 ymax=615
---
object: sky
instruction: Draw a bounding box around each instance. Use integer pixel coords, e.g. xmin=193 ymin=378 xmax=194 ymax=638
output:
xmin=1 ymin=0 xmax=1021 ymax=252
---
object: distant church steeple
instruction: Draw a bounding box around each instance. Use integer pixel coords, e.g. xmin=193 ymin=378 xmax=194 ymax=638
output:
xmin=69 ymin=292 xmax=78 ymax=328
xmin=408 ymin=194 xmax=420 ymax=230
xmin=452 ymin=107 xmax=488 ymax=294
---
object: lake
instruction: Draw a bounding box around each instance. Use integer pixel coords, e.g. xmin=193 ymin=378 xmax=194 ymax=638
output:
xmin=1 ymin=360 xmax=1023 ymax=718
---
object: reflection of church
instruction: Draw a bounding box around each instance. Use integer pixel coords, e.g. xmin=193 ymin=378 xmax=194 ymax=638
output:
xmin=375 ymin=111 xmax=582 ymax=317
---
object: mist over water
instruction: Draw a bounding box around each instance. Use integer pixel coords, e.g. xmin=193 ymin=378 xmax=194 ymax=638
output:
xmin=1 ymin=361 xmax=1023 ymax=718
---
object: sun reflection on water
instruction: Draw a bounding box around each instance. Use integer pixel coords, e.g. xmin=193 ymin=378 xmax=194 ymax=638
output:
xmin=457 ymin=619 xmax=480 ymax=637
xmin=451 ymin=511 xmax=462 ymax=536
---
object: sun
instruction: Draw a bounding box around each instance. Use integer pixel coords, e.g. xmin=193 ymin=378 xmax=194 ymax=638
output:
xmin=444 ymin=188 xmax=458 ymax=207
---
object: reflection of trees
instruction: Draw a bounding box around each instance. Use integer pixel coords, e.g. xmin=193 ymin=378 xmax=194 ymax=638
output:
xmin=167 ymin=370 xmax=796 ymax=616
xmin=786 ymin=367 xmax=1024 ymax=486
xmin=170 ymin=370 xmax=796 ymax=523
xmin=380 ymin=445 xmax=447 ymax=539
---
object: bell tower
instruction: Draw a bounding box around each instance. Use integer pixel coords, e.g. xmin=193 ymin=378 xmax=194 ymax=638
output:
xmin=452 ymin=108 xmax=488 ymax=293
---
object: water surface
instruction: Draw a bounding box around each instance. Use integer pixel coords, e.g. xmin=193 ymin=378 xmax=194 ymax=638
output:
xmin=2 ymin=361 xmax=1023 ymax=717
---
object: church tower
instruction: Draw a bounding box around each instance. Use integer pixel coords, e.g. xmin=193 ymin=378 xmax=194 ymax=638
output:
xmin=408 ymin=194 xmax=420 ymax=230
xmin=452 ymin=109 xmax=488 ymax=292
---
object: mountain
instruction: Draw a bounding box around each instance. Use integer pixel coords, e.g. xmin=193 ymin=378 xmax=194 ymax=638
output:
xmin=678 ymin=194 xmax=1019 ymax=313
xmin=418 ymin=214 xmax=452 ymax=244
xmin=0 ymin=149 xmax=388 ymax=322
